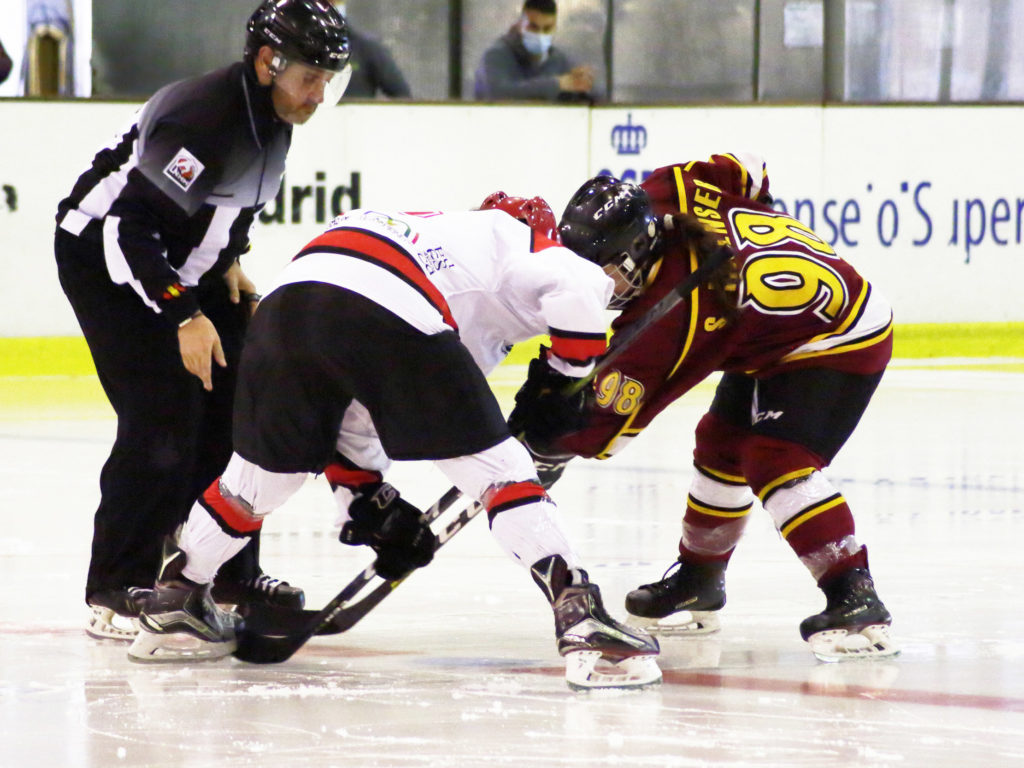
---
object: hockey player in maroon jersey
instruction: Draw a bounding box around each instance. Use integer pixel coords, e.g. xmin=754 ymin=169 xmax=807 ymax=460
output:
xmin=127 ymin=195 xmax=660 ymax=689
xmin=510 ymin=153 xmax=898 ymax=661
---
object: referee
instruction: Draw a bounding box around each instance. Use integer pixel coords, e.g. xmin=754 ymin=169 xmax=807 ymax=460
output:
xmin=54 ymin=0 xmax=351 ymax=641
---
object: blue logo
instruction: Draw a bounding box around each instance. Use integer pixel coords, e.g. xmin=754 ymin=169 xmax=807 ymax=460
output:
xmin=611 ymin=113 xmax=647 ymax=155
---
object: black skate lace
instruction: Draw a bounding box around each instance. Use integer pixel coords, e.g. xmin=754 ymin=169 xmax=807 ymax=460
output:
xmin=660 ymin=560 xmax=683 ymax=580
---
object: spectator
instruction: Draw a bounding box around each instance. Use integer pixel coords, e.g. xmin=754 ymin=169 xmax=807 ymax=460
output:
xmin=332 ymin=3 xmax=411 ymax=98
xmin=474 ymin=0 xmax=600 ymax=103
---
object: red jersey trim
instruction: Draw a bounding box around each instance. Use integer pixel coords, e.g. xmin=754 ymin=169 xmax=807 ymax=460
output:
xmin=549 ymin=327 xmax=607 ymax=365
xmin=323 ymin=462 xmax=382 ymax=490
xmin=298 ymin=227 xmax=458 ymax=330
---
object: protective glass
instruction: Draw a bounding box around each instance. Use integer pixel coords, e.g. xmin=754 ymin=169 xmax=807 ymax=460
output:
xmin=272 ymin=55 xmax=352 ymax=110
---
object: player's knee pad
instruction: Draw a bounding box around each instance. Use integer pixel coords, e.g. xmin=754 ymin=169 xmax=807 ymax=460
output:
xmin=693 ymin=412 xmax=748 ymax=481
xmin=486 ymin=492 xmax=579 ymax=569
xmin=760 ymin=469 xmax=864 ymax=581
xmin=738 ymin=434 xmax=825 ymax=500
xmin=682 ymin=467 xmax=755 ymax=557
xmin=434 ymin=436 xmax=540 ymax=503
xmin=760 ymin=469 xmax=837 ymax=530
xmin=209 ymin=453 xmax=306 ymax=534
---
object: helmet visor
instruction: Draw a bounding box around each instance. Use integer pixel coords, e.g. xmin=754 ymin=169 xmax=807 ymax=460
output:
xmin=271 ymin=55 xmax=351 ymax=122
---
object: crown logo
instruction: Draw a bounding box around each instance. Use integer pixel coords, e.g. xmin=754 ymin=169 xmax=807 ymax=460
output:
xmin=611 ymin=113 xmax=647 ymax=155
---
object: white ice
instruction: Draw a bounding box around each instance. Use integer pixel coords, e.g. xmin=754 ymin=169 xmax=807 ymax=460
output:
xmin=2 ymin=364 xmax=1023 ymax=767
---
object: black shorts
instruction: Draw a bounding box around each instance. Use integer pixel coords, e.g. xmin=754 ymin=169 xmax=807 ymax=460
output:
xmin=709 ymin=367 xmax=885 ymax=464
xmin=232 ymin=282 xmax=510 ymax=473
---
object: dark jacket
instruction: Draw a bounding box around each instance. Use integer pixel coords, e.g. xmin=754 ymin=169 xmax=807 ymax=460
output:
xmin=56 ymin=62 xmax=290 ymax=325
xmin=344 ymin=27 xmax=411 ymax=98
xmin=473 ymin=27 xmax=599 ymax=103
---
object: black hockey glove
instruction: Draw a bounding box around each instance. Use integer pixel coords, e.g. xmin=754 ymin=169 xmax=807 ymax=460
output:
xmin=507 ymin=355 xmax=588 ymax=448
xmin=339 ymin=482 xmax=438 ymax=580
xmin=522 ymin=439 xmax=573 ymax=491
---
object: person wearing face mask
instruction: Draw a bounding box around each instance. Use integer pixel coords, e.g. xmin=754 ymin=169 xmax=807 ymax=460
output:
xmin=474 ymin=0 xmax=599 ymax=103
xmin=54 ymin=0 xmax=351 ymax=644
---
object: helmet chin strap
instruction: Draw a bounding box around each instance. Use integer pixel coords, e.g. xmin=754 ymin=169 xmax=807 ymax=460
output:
xmin=607 ymin=253 xmax=647 ymax=309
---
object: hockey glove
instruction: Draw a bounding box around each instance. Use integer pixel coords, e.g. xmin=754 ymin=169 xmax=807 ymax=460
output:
xmin=523 ymin=439 xmax=573 ymax=491
xmin=339 ymin=483 xmax=438 ymax=580
xmin=507 ymin=355 xmax=588 ymax=448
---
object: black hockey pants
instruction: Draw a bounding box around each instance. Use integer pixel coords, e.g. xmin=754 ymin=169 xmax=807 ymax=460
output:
xmin=55 ymin=228 xmax=259 ymax=600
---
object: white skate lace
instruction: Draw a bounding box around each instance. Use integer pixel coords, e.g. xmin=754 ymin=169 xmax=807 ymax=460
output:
xmin=249 ymin=574 xmax=288 ymax=595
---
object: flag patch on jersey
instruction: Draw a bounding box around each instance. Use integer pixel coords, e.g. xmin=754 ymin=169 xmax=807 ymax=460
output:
xmin=163 ymin=148 xmax=204 ymax=192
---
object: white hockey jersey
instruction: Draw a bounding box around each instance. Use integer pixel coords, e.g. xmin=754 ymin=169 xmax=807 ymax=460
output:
xmin=269 ymin=207 xmax=614 ymax=376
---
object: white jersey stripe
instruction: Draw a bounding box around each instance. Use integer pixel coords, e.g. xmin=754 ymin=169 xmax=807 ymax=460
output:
xmin=269 ymin=251 xmax=451 ymax=336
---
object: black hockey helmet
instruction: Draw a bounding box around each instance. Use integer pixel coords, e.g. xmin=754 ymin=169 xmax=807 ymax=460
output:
xmin=245 ymin=0 xmax=350 ymax=72
xmin=559 ymin=175 xmax=661 ymax=307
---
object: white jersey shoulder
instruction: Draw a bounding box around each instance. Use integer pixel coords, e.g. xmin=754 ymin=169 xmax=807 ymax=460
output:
xmin=289 ymin=208 xmax=613 ymax=374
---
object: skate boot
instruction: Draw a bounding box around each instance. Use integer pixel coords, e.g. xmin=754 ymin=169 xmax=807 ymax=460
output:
xmin=85 ymin=587 xmax=153 ymax=641
xmin=800 ymin=567 xmax=899 ymax=662
xmin=212 ymin=571 xmax=305 ymax=610
xmin=531 ymin=555 xmax=661 ymax=691
xmin=624 ymin=559 xmax=726 ymax=635
xmin=128 ymin=542 xmax=239 ymax=663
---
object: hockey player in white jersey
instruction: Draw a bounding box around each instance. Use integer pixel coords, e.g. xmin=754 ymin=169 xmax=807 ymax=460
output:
xmin=128 ymin=196 xmax=661 ymax=690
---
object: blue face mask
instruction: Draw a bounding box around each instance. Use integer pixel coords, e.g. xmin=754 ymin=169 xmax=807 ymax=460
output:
xmin=520 ymin=28 xmax=553 ymax=58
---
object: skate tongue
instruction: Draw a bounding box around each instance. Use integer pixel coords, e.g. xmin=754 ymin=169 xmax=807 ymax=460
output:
xmin=563 ymin=650 xmax=662 ymax=691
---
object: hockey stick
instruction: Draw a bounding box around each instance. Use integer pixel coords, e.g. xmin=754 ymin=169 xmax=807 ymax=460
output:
xmin=233 ymin=485 xmax=473 ymax=663
xmin=565 ymin=243 xmax=733 ymax=395
xmin=234 ymin=245 xmax=733 ymax=662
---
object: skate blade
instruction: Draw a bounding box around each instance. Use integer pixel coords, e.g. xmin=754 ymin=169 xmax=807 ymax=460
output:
xmin=127 ymin=628 xmax=237 ymax=664
xmin=807 ymin=624 xmax=901 ymax=662
xmin=564 ymin=650 xmax=662 ymax=691
xmin=628 ymin=610 xmax=721 ymax=636
xmin=85 ymin=606 xmax=139 ymax=642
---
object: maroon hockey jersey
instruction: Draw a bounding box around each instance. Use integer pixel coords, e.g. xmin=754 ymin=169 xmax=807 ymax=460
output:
xmin=559 ymin=154 xmax=893 ymax=459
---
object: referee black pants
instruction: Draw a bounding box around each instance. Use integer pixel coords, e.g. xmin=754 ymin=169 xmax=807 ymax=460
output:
xmin=55 ymin=229 xmax=259 ymax=600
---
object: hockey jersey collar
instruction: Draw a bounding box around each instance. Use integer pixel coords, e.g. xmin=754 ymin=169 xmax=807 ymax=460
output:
xmin=240 ymin=60 xmax=285 ymax=147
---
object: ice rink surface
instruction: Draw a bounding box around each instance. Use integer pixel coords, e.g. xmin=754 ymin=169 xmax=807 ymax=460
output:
xmin=2 ymin=364 xmax=1023 ymax=767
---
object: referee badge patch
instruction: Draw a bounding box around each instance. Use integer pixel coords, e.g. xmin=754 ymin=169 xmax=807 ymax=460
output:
xmin=163 ymin=148 xmax=205 ymax=192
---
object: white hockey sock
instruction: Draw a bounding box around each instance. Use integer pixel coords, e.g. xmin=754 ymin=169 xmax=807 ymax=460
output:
xmin=489 ymin=499 xmax=580 ymax=570
xmin=178 ymin=502 xmax=250 ymax=585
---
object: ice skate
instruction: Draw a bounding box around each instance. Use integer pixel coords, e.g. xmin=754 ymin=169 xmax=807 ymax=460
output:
xmin=85 ymin=587 xmax=152 ymax=641
xmin=128 ymin=542 xmax=239 ymax=663
xmin=212 ymin=571 xmax=305 ymax=610
xmin=624 ymin=559 xmax=726 ymax=636
xmin=800 ymin=567 xmax=899 ymax=662
xmin=532 ymin=555 xmax=661 ymax=691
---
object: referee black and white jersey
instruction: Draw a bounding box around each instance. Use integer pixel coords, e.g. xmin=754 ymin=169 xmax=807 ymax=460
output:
xmin=56 ymin=61 xmax=289 ymax=325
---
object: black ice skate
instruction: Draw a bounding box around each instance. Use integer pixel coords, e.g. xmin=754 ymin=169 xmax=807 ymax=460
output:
xmin=212 ymin=571 xmax=305 ymax=611
xmin=85 ymin=587 xmax=153 ymax=642
xmin=624 ymin=559 xmax=726 ymax=635
xmin=128 ymin=542 xmax=239 ymax=663
xmin=800 ymin=567 xmax=899 ymax=662
xmin=531 ymin=555 xmax=661 ymax=691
